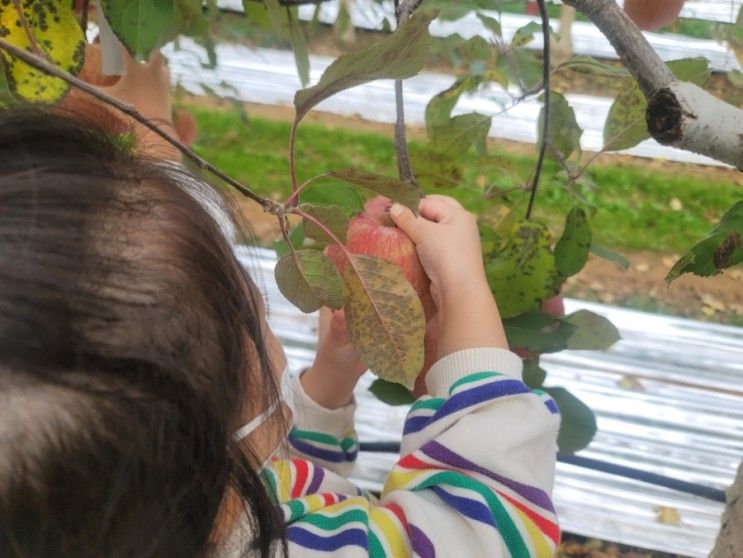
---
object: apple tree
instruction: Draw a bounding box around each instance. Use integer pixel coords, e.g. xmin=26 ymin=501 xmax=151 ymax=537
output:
xmin=0 ymin=0 xmax=740 ymax=469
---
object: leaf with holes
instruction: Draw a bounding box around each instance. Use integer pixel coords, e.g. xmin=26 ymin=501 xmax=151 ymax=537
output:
xmin=343 ymin=255 xmax=425 ymax=388
xmin=327 ymin=169 xmax=421 ymax=212
xmin=102 ymin=0 xmax=175 ymax=59
xmin=538 ymin=91 xmax=583 ymax=160
xmin=0 ymin=0 xmax=85 ymax=102
xmin=554 ymin=206 xmax=592 ymax=277
xmin=275 ymin=249 xmax=343 ymax=313
xmin=666 ymin=201 xmax=743 ymax=283
xmin=294 ymin=10 xmax=435 ymax=120
xmin=369 ymin=379 xmax=415 ymax=406
xmin=300 ymin=204 xmax=349 ymax=244
xmin=431 ymin=112 xmax=492 ymax=157
xmin=564 ymin=310 xmax=620 ymax=350
xmin=486 ymin=220 xmax=559 ymax=318
xmin=544 ymin=386 xmax=597 ymax=454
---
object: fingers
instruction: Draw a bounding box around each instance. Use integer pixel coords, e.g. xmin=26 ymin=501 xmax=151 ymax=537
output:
xmin=389 ymin=203 xmax=427 ymax=244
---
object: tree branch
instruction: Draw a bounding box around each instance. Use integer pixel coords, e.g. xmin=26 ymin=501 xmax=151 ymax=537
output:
xmin=393 ymin=0 xmax=420 ymax=186
xmin=525 ymin=0 xmax=551 ymax=220
xmin=0 ymin=37 xmax=281 ymax=214
xmin=563 ymin=0 xmax=743 ymax=169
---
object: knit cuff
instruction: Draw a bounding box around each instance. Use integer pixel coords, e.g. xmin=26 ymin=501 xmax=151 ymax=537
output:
xmin=290 ymin=372 xmax=357 ymax=437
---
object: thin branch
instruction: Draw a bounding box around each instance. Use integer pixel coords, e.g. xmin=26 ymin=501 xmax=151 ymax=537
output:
xmin=289 ymin=118 xmax=300 ymax=198
xmin=11 ymin=0 xmax=43 ymax=58
xmin=525 ymin=0 xmax=551 ymax=220
xmin=0 ymin=37 xmax=281 ymax=214
xmin=393 ymin=0 xmax=418 ymax=186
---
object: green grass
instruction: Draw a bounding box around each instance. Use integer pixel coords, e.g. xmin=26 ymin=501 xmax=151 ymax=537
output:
xmin=190 ymin=104 xmax=741 ymax=254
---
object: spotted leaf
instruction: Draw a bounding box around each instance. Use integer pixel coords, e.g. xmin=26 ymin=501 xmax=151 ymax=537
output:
xmin=0 ymin=0 xmax=85 ymax=102
xmin=274 ymin=249 xmax=343 ymax=313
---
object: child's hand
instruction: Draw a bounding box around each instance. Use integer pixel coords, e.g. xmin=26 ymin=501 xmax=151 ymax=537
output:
xmin=390 ymin=195 xmax=508 ymax=359
xmin=301 ymin=308 xmax=368 ymax=409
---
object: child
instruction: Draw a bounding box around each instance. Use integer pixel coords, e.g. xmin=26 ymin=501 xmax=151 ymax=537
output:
xmin=0 ymin=59 xmax=560 ymax=558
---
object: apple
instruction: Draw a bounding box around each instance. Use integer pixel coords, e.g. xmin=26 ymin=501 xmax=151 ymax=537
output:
xmin=624 ymin=0 xmax=685 ymax=31
xmin=325 ymin=196 xmax=436 ymax=320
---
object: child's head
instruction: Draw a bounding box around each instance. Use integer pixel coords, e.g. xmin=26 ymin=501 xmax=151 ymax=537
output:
xmin=0 ymin=109 xmax=286 ymax=557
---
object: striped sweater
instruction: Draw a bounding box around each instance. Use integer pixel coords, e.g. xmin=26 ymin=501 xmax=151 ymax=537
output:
xmin=222 ymin=348 xmax=560 ymax=557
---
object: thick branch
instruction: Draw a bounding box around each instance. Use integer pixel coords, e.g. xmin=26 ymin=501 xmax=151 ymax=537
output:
xmin=564 ymin=0 xmax=743 ymax=169
xmin=561 ymin=0 xmax=673 ymax=97
xmin=0 ymin=38 xmax=281 ymax=213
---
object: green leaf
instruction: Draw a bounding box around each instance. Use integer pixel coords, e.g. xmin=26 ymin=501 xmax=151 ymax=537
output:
xmin=544 ymin=386 xmax=597 ymax=454
xmin=0 ymin=61 xmax=15 ymax=107
xmin=369 ymin=379 xmax=415 ymax=406
xmin=564 ymin=310 xmax=621 ymax=350
xmin=477 ymin=13 xmax=502 ymax=38
xmin=554 ymin=206 xmax=592 ymax=277
xmin=556 ymin=55 xmax=631 ymax=78
xmin=327 ymin=169 xmax=421 ymax=213
xmin=300 ymin=204 xmax=349 ymax=244
xmin=666 ymin=201 xmax=743 ymax=283
xmin=294 ymin=10 xmax=435 ymax=120
xmin=498 ymin=47 xmax=543 ymax=90
xmin=486 ymin=220 xmax=559 ymax=318
xmin=425 ymin=76 xmax=482 ymax=135
xmin=102 ymin=0 xmax=175 ymax=59
xmin=274 ymin=249 xmax=343 ymax=313
xmin=0 ymin=0 xmax=85 ymax=102
xmin=242 ymin=1 xmax=273 ymax=29
xmin=431 ymin=112 xmax=492 ymax=157
xmin=343 ymin=255 xmax=425 ymax=389
xmin=590 ymin=242 xmax=630 ymax=271
xmin=603 ymin=83 xmax=648 ymax=151
xmin=504 ymin=310 xmax=576 ymax=354
xmin=287 ymin=7 xmax=310 ymax=86
xmin=274 ymin=223 xmax=305 ymax=257
xmin=300 ymin=182 xmax=365 ymax=216
xmin=409 ymin=145 xmax=463 ymax=190
xmin=538 ymin=91 xmax=583 ymax=160
xmin=603 ymin=58 xmax=710 ymax=151
xmin=262 ymin=0 xmax=288 ymax=38
xmin=511 ymin=21 xmax=543 ymax=48
xmin=522 ymin=359 xmax=547 ymax=389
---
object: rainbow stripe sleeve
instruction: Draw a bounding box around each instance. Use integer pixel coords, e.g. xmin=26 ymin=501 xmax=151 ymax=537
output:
xmin=268 ymin=349 xmax=561 ymax=557
xmin=286 ymin=374 xmax=360 ymax=478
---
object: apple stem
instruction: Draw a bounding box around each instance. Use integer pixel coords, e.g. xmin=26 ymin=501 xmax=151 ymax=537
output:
xmin=525 ymin=0 xmax=550 ymax=221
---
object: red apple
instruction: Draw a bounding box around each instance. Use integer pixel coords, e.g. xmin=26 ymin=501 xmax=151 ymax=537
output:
xmin=624 ymin=0 xmax=685 ymax=31
xmin=326 ymin=196 xmax=436 ymax=320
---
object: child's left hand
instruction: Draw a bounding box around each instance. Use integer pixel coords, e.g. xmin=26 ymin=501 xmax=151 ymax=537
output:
xmin=300 ymin=308 xmax=368 ymax=409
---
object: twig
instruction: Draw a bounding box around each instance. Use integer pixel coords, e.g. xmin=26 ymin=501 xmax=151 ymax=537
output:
xmin=525 ymin=0 xmax=551 ymax=220
xmin=289 ymin=118 xmax=300 ymax=197
xmin=0 ymin=37 xmax=281 ymax=214
xmin=393 ymin=0 xmax=418 ymax=186
xmin=285 ymin=172 xmax=328 ymax=208
xmin=11 ymin=0 xmax=43 ymax=58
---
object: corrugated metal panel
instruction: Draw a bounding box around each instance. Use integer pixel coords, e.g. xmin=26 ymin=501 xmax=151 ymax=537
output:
xmin=163 ymin=39 xmax=730 ymax=167
xmin=236 ymin=246 xmax=742 ymax=558
xmin=218 ymin=0 xmax=742 ymax=70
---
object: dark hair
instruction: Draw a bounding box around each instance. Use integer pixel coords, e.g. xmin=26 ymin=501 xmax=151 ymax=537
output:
xmin=0 ymin=108 xmax=285 ymax=557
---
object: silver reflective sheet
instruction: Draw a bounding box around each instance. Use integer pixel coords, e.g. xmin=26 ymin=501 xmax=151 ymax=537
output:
xmin=237 ymin=247 xmax=741 ymax=558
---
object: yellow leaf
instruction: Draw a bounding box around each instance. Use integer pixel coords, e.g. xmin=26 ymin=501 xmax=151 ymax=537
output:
xmin=342 ymin=255 xmax=425 ymax=388
xmin=0 ymin=0 xmax=85 ymax=102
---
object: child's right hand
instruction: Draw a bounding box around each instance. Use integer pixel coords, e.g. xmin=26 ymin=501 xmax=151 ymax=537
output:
xmin=390 ymin=196 xmax=508 ymax=360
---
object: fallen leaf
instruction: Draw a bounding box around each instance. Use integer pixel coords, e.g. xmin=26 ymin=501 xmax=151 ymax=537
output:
xmin=655 ymin=505 xmax=681 ymax=525
xmin=634 ymin=262 xmax=650 ymax=273
xmin=669 ymin=197 xmax=684 ymax=211
xmin=617 ymin=375 xmax=645 ymax=391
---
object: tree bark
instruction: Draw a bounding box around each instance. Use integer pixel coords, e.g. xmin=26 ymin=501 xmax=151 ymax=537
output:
xmin=562 ymin=0 xmax=743 ymax=169
xmin=710 ymin=460 xmax=743 ymax=558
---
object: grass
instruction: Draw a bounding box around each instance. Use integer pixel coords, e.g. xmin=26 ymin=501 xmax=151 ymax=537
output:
xmin=189 ymin=103 xmax=741 ymax=254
